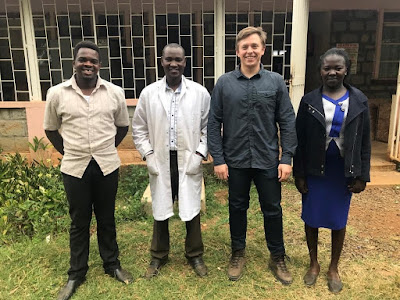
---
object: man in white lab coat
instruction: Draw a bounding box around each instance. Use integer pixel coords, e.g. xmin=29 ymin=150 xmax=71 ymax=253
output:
xmin=132 ymin=43 xmax=210 ymax=278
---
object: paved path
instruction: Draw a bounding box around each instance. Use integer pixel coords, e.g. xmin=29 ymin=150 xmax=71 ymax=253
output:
xmin=369 ymin=141 xmax=400 ymax=187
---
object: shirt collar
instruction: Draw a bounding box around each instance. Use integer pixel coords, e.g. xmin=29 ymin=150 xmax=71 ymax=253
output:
xmin=67 ymin=74 xmax=106 ymax=93
xmin=234 ymin=63 xmax=264 ymax=79
xmin=165 ymin=81 xmax=183 ymax=93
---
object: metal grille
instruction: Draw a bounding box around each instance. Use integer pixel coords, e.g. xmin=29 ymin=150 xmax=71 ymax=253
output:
xmin=0 ymin=0 xmax=30 ymax=101
xmin=154 ymin=0 xmax=215 ymax=92
xmin=29 ymin=0 xmax=215 ymax=100
xmin=224 ymin=0 xmax=292 ymax=85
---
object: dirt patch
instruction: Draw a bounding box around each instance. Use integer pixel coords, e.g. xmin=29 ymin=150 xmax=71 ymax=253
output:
xmin=214 ymin=190 xmax=228 ymax=205
xmin=347 ymin=186 xmax=400 ymax=258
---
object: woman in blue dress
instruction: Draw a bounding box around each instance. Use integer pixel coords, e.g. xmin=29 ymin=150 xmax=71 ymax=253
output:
xmin=294 ymin=48 xmax=371 ymax=293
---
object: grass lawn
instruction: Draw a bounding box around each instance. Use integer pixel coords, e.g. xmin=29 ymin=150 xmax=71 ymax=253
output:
xmin=0 ymin=166 xmax=399 ymax=299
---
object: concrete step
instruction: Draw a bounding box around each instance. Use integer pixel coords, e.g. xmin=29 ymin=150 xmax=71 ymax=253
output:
xmin=370 ymin=161 xmax=397 ymax=171
xmin=369 ymin=170 xmax=400 ymax=187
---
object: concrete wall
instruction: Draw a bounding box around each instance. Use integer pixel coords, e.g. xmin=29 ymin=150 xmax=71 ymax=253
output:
xmin=0 ymin=108 xmax=29 ymax=152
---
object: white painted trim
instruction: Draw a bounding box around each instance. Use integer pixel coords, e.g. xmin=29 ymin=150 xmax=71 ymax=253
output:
xmin=20 ymin=0 xmax=41 ymax=101
xmin=289 ymin=0 xmax=309 ymax=113
xmin=214 ymin=0 xmax=225 ymax=81
xmin=388 ymin=63 xmax=400 ymax=162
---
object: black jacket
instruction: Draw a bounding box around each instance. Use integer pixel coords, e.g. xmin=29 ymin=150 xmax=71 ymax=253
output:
xmin=293 ymin=84 xmax=371 ymax=182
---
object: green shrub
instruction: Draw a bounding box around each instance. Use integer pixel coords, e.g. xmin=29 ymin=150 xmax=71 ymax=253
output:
xmin=115 ymin=165 xmax=149 ymax=221
xmin=0 ymin=149 xmax=150 ymax=244
xmin=0 ymin=152 xmax=68 ymax=244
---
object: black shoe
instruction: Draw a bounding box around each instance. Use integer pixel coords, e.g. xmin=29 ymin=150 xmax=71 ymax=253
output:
xmin=56 ymin=278 xmax=85 ymax=300
xmin=105 ymin=268 xmax=133 ymax=284
xmin=188 ymin=256 xmax=208 ymax=277
xmin=144 ymin=257 xmax=168 ymax=279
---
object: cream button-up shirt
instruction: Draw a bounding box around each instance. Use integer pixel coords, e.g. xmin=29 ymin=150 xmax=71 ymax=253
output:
xmin=44 ymin=75 xmax=129 ymax=178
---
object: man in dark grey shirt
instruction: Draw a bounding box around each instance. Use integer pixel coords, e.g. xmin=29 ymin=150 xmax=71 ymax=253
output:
xmin=208 ymin=27 xmax=297 ymax=284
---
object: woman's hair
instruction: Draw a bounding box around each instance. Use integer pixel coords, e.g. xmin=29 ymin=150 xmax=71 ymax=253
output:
xmin=318 ymin=47 xmax=351 ymax=71
xmin=236 ymin=26 xmax=267 ymax=50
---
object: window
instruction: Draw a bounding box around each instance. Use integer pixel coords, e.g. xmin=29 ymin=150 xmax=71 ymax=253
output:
xmin=0 ymin=1 xmax=30 ymax=101
xmin=378 ymin=12 xmax=400 ymax=79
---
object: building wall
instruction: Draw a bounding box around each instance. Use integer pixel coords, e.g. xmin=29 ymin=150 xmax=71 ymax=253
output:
xmin=0 ymin=108 xmax=29 ymax=152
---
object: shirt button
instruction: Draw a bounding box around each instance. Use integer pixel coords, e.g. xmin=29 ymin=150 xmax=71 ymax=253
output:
xmin=321 ymin=164 xmax=324 ymax=168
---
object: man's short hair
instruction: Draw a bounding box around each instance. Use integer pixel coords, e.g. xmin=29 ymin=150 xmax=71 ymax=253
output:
xmin=73 ymin=41 xmax=101 ymax=61
xmin=162 ymin=43 xmax=185 ymax=57
xmin=236 ymin=26 xmax=267 ymax=50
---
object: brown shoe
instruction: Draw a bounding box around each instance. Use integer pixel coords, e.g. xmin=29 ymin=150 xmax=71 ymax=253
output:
xmin=144 ymin=257 xmax=168 ymax=279
xmin=188 ymin=256 xmax=208 ymax=277
xmin=269 ymin=255 xmax=293 ymax=285
xmin=227 ymin=249 xmax=246 ymax=281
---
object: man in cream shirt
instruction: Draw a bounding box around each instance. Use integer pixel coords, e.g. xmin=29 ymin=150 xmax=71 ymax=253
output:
xmin=44 ymin=41 xmax=133 ymax=300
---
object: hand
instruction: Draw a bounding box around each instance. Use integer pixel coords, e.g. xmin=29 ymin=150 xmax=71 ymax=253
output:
xmin=214 ymin=164 xmax=229 ymax=180
xmin=295 ymin=177 xmax=308 ymax=194
xmin=348 ymin=179 xmax=366 ymax=193
xmin=278 ymin=164 xmax=292 ymax=182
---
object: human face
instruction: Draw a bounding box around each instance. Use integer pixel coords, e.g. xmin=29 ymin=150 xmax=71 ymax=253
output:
xmin=236 ymin=33 xmax=265 ymax=70
xmin=161 ymin=47 xmax=186 ymax=84
xmin=73 ymin=48 xmax=100 ymax=82
xmin=320 ymin=54 xmax=347 ymax=90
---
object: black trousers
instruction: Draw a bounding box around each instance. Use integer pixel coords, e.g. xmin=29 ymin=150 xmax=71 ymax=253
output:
xmin=150 ymin=151 xmax=204 ymax=260
xmin=228 ymin=167 xmax=285 ymax=256
xmin=62 ymin=160 xmax=120 ymax=280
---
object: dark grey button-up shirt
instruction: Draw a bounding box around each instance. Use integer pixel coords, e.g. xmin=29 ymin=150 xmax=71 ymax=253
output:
xmin=208 ymin=66 xmax=297 ymax=171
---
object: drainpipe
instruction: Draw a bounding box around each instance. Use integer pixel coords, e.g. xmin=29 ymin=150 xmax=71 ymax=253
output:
xmin=289 ymin=0 xmax=309 ymax=113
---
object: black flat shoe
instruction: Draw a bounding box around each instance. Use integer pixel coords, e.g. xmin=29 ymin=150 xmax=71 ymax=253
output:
xmin=304 ymin=270 xmax=319 ymax=286
xmin=144 ymin=258 xmax=168 ymax=279
xmin=188 ymin=256 xmax=208 ymax=277
xmin=327 ymin=274 xmax=343 ymax=293
xmin=106 ymin=268 xmax=133 ymax=284
xmin=57 ymin=278 xmax=85 ymax=300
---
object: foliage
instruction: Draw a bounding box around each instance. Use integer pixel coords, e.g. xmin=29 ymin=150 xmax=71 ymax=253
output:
xmin=115 ymin=165 xmax=149 ymax=222
xmin=0 ymin=149 xmax=151 ymax=244
xmin=0 ymin=152 xmax=68 ymax=244
xmin=28 ymin=136 xmax=53 ymax=165
xmin=28 ymin=136 xmax=50 ymax=153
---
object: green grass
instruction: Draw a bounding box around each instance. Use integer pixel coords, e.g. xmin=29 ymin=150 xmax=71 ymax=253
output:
xmin=0 ymin=166 xmax=399 ymax=299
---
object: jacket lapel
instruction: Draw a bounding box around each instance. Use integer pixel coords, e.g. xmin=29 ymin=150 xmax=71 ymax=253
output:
xmin=345 ymin=87 xmax=367 ymax=125
xmin=304 ymin=88 xmax=326 ymax=127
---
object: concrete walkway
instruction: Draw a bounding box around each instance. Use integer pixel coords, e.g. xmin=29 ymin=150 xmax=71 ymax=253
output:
xmin=369 ymin=141 xmax=400 ymax=187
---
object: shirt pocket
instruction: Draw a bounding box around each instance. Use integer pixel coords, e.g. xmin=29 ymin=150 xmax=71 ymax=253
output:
xmin=256 ymin=91 xmax=276 ymax=112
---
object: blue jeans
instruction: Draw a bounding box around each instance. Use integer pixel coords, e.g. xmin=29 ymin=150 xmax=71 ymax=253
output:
xmin=228 ymin=167 xmax=285 ymax=256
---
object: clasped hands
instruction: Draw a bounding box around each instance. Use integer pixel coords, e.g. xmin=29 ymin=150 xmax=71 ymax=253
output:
xmin=295 ymin=177 xmax=366 ymax=194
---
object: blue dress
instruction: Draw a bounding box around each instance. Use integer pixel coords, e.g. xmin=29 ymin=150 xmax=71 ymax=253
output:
xmin=301 ymin=140 xmax=352 ymax=230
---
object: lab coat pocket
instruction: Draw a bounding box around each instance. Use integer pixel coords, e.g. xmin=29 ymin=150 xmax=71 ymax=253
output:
xmin=146 ymin=154 xmax=159 ymax=175
xmin=186 ymin=153 xmax=203 ymax=175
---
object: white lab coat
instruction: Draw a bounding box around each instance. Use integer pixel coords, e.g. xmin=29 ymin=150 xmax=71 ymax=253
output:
xmin=132 ymin=76 xmax=210 ymax=221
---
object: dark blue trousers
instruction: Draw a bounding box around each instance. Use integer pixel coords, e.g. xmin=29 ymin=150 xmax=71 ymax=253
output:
xmin=62 ymin=160 xmax=121 ymax=280
xmin=228 ymin=167 xmax=285 ymax=256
